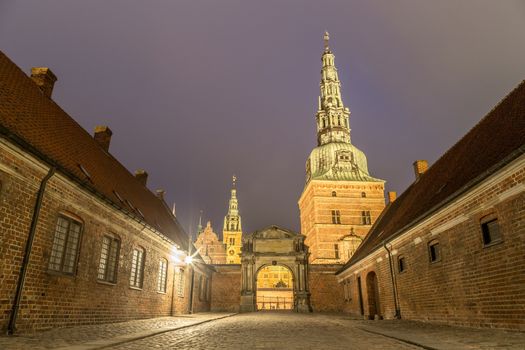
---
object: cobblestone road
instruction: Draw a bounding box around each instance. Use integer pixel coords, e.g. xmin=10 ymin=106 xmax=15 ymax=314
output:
xmin=110 ymin=312 xmax=419 ymax=350
xmin=1 ymin=312 xmax=524 ymax=350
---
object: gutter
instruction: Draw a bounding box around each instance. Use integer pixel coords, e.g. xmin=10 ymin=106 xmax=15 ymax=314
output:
xmin=7 ymin=166 xmax=55 ymax=335
xmin=383 ymin=241 xmax=401 ymax=319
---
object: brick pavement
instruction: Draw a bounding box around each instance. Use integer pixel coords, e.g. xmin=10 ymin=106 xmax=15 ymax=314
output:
xmin=1 ymin=312 xmax=525 ymax=350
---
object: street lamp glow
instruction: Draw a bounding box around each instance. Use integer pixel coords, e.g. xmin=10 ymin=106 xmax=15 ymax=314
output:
xmin=184 ymin=255 xmax=193 ymax=265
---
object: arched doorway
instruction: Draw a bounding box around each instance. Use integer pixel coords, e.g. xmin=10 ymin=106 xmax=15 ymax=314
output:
xmin=240 ymin=225 xmax=312 ymax=313
xmin=256 ymin=264 xmax=294 ymax=310
xmin=366 ymin=271 xmax=381 ymax=319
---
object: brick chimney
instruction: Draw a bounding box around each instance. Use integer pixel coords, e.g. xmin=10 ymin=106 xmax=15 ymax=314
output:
xmin=413 ymin=160 xmax=428 ymax=180
xmin=31 ymin=67 xmax=57 ymax=98
xmin=156 ymin=189 xmax=166 ymax=201
xmin=388 ymin=191 xmax=397 ymax=203
xmin=134 ymin=169 xmax=148 ymax=186
xmin=93 ymin=126 xmax=112 ymax=152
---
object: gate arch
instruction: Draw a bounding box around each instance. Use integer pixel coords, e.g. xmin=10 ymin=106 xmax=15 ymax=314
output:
xmin=255 ymin=263 xmax=294 ymax=310
xmin=240 ymin=225 xmax=312 ymax=312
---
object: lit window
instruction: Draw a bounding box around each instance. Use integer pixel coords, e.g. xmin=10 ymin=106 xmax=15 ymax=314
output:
xmin=176 ymin=268 xmax=185 ymax=297
xmin=157 ymin=258 xmax=168 ymax=293
xmin=361 ymin=211 xmax=371 ymax=225
xmin=481 ymin=218 xmax=502 ymax=246
xmin=428 ymin=240 xmax=441 ymax=263
xmin=397 ymin=256 xmax=406 ymax=273
xmin=48 ymin=215 xmax=82 ymax=275
xmin=97 ymin=234 xmax=120 ymax=283
xmin=130 ymin=247 xmax=145 ymax=288
xmin=331 ymin=210 xmax=341 ymax=224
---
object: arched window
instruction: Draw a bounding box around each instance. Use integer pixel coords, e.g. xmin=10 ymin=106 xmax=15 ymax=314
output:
xmin=157 ymin=258 xmax=168 ymax=293
xmin=361 ymin=211 xmax=371 ymax=225
xmin=331 ymin=191 xmax=337 ymax=197
xmin=98 ymin=233 xmax=120 ymax=283
xmin=48 ymin=214 xmax=83 ymax=275
xmin=130 ymin=246 xmax=145 ymax=288
xmin=361 ymin=192 xmax=366 ymax=198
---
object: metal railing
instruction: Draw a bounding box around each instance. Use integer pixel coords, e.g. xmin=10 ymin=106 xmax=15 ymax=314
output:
xmin=256 ymin=295 xmax=294 ymax=310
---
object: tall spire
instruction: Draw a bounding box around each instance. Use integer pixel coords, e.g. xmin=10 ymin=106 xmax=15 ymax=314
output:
xmin=223 ymin=175 xmax=242 ymax=232
xmin=316 ymin=31 xmax=351 ymax=146
xmin=197 ymin=210 xmax=203 ymax=234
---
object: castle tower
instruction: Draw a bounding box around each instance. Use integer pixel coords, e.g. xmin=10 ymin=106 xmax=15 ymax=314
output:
xmin=222 ymin=175 xmax=243 ymax=264
xmin=298 ymin=32 xmax=385 ymax=264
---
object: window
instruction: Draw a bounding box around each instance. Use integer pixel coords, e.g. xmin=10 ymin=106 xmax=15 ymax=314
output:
xmin=397 ymin=255 xmax=406 ymax=273
xmin=97 ymin=234 xmax=120 ymax=283
xmin=176 ymin=268 xmax=185 ymax=297
xmin=481 ymin=218 xmax=502 ymax=246
xmin=361 ymin=211 xmax=371 ymax=225
xmin=428 ymin=240 xmax=441 ymax=263
xmin=331 ymin=210 xmax=341 ymax=224
xmin=331 ymin=191 xmax=337 ymax=197
xmin=229 ymin=237 xmax=235 ymax=246
xmin=361 ymin=192 xmax=366 ymax=198
xmin=129 ymin=247 xmax=145 ymax=288
xmin=48 ymin=215 xmax=82 ymax=275
xmin=334 ymin=244 xmax=340 ymax=259
xmin=157 ymin=258 xmax=168 ymax=293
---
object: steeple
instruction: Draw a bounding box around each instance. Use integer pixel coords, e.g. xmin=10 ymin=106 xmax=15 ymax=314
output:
xmin=316 ymin=31 xmax=351 ymax=146
xmin=197 ymin=210 xmax=204 ymax=234
xmin=223 ymin=175 xmax=242 ymax=232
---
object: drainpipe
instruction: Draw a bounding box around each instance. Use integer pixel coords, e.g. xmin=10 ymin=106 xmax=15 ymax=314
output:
xmin=383 ymin=241 xmax=401 ymax=319
xmin=7 ymin=167 xmax=56 ymax=335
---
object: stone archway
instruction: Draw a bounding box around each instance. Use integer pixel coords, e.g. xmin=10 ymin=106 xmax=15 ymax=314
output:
xmin=256 ymin=264 xmax=294 ymax=310
xmin=240 ymin=225 xmax=312 ymax=313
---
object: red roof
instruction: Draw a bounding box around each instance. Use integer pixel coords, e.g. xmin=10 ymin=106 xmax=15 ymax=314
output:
xmin=0 ymin=51 xmax=189 ymax=249
xmin=338 ymin=79 xmax=525 ymax=273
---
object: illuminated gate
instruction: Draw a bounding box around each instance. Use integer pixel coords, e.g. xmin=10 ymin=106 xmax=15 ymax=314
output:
xmin=240 ymin=225 xmax=312 ymax=313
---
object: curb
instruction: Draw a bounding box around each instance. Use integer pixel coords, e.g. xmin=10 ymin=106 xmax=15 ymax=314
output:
xmin=55 ymin=313 xmax=238 ymax=350
xmin=357 ymin=327 xmax=438 ymax=350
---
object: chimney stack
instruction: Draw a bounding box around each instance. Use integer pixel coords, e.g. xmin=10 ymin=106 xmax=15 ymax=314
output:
xmin=93 ymin=126 xmax=113 ymax=152
xmin=31 ymin=67 xmax=57 ymax=98
xmin=156 ymin=189 xmax=166 ymax=201
xmin=134 ymin=169 xmax=148 ymax=186
xmin=413 ymin=160 xmax=428 ymax=180
xmin=388 ymin=191 xmax=397 ymax=203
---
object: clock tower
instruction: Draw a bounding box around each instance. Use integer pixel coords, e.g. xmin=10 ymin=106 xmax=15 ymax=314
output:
xmin=222 ymin=175 xmax=243 ymax=264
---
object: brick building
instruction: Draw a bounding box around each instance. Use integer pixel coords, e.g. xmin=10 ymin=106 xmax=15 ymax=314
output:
xmin=0 ymin=51 xmax=212 ymax=333
xmin=298 ymin=32 xmax=385 ymax=264
xmin=194 ymin=221 xmax=227 ymax=264
xmin=336 ymin=80 xmax=525 ymax=330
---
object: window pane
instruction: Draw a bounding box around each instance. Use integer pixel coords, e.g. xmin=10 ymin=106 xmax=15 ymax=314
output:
xmin=98 ymin=236 xmax=111 ymax=280
xmin=49 ymin=217 xmax=69 ymax=271
xmin=106 ymin=238 xmax=119 ymax=282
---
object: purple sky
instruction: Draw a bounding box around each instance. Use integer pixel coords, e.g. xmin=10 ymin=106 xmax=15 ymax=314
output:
xmin=1 ymin=1 xmax=524 ymax=236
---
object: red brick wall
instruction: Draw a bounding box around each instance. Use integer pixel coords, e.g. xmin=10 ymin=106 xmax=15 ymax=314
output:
xmin=308 ymin=265 xmax=345 ymax=312
xmin=0 ymin=142 xmax=190 ymax=332
xmin=210 ymin=265 xmax=241 ymax=312
xmin=338 ymin=158 xmax=525 ymax=330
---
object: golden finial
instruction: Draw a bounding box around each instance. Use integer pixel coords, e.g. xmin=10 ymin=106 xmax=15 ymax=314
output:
xmin=323 ymin=31 xmax=330 ymax=52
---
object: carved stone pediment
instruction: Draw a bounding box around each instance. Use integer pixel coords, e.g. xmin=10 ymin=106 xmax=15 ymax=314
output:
xmin=250 ymin=225 xmax=302 ymax=240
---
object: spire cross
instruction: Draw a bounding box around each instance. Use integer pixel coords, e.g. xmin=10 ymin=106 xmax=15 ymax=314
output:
xmin=323 ymin=31 xmax=330 ymax=52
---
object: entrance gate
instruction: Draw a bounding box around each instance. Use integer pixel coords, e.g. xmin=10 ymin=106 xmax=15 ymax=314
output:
xmin=240 ymin=225 xmax=312 ymax=313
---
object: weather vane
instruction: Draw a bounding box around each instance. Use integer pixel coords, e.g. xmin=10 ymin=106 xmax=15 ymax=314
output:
xmin=323 ymin=31 xmax=330 ymax=52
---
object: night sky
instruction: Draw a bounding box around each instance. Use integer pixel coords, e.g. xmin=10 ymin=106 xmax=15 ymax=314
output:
xmin=1 ymin=1 xmax=524 ymax=237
